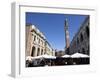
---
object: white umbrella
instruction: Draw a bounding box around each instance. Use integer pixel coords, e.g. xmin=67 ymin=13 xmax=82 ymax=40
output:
xmin=71 ymin=52 xmax=89 ymax=58
xmin=42 ymin=54 xmax=56 ymax=59
xmin=62 ymin=54 xmax=70 ymax=58
xmin=26 ymin=56 xmax=33 ymax=61
xmin=26 ymin=56 xmax=43 ymax=60
xmin=26 ymin=54 xmax=56 ymax=60
xmin=32 ymin=55 xmax=43 ymax=59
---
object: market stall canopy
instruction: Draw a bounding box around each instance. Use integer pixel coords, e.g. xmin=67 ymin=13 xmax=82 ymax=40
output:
xmin=26 ymin=56 xmax=43 ymax=60
xmin=61 ymin=54 xmax=71 ymax=58
xmin=32 ymin=55 xmax=43 ymax=59
xmin=26 ymin=54 xmax=56 ymax=60
xmin=42 ymin=54 xmax=56 ymax=59
xmin=71 ymin=52 xmax=89 ymax=58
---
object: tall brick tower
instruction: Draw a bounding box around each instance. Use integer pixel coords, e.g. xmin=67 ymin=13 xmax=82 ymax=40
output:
xmin=64 ymin=18 xmax=70 ymax=54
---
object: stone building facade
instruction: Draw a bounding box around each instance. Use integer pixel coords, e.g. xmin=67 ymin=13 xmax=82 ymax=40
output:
xmin=26 ymin=24 xmax=33 ymax=56
xmin=26 ymin=24 xmax=55 ymax=57
xmin=45 ymin=40 xmax=55 ymax=56
xmin=69 ymin=16 xmax=89 ymax=55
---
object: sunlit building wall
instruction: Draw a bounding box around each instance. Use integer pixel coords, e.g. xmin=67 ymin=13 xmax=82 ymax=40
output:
xmin=69 ymin=16 xmax=89 ymax=55
xmin=26 ymin=24 xmax=55 ymax=57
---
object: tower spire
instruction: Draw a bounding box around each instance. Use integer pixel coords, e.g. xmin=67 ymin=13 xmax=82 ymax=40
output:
xmin=64 ymin=18 xmax=70 ymax=54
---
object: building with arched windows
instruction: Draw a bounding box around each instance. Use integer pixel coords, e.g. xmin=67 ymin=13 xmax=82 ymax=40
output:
xmin=26 ymin=24 xmax=55 ymax=58
xmin=69 ymin=16 xmax=90 ymax=55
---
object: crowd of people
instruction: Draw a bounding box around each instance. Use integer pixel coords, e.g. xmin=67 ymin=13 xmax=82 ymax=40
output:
xmin=26 ymin=57 xmax=90 ymax=67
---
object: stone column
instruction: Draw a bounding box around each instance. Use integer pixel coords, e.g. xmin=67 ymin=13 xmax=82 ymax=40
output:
xmin=39 ymin=47 xmax=41 ymax=56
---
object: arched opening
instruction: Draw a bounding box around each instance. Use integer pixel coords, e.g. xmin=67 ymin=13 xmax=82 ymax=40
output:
xmin=41 ymin=49 xmax=43 ymax=55
xmin=77 ymin=37 xmax=79 ymax=44
xmin=86 ymin=26 xmax=89 ymax=37
xmin=31 ymin=46 xmax=35 ymax=57
xmin=82 ymin=48 xmax=85 ymax=54
xmin=37 ymin=48 xmax=40 ymax=56
xmin=80 ymin=33 xmax=83 ymax=42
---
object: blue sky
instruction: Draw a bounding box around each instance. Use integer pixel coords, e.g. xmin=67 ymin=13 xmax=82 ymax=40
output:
xmin=26 ymin=12 xmax=88 ymax=50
